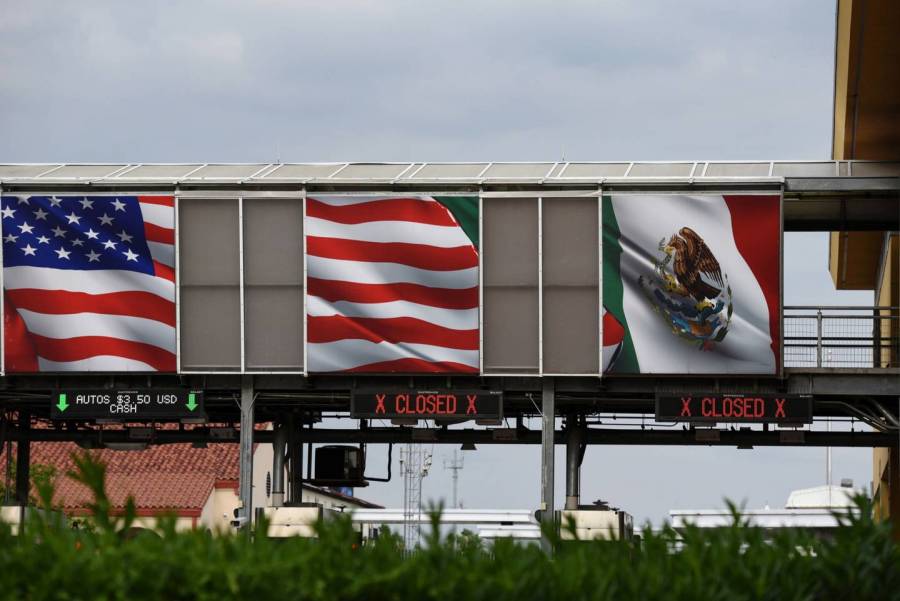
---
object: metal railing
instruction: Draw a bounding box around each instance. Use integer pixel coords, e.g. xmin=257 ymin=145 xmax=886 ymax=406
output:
xmin=784 ymin=306 xmax=900 ymax=368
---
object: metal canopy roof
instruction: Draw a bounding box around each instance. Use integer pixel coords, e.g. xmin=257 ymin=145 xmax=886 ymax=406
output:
xmin=0 ymin=160 xmax=898 ymax=184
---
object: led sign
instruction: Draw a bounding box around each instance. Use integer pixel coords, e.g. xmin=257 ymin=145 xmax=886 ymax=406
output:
xmin=52 ymin=389 xmax=205 ymax=420
xmin=351 ymin=390 xmax=502 ymax=420
xmin=656 ymin=394 xmax=812 ymax=424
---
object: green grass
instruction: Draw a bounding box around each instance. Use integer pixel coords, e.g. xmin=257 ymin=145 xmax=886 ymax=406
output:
xmin=0 ymin=452 xmax=898 ymax=600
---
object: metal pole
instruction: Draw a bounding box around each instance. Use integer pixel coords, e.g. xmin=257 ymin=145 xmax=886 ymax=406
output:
xmin=271 ymin=422 xmax=287 ymax=507
xmin=541 ymin=378 xmax=555 ymax=553
xmin=565 ymin=415 xmax=583 ymax=510
xmin=15 ymin=410 xmax=30 ymax=506
xmin=238 ymin=377 xmax=254 ymax=529
xmin=816 ymin=309 xmax=824 ymax=367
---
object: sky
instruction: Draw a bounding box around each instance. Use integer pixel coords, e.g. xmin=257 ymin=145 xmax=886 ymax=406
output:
xmin=0 ymin=0 xmax=879 ymax=524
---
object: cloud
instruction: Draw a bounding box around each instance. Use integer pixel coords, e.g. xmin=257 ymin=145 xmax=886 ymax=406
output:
xmin=1 ymin=0 xmax=835 ymax=163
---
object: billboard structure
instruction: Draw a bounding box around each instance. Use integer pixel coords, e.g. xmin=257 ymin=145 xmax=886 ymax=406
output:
xmin=0 ymin=188 xmax=781 ymax=377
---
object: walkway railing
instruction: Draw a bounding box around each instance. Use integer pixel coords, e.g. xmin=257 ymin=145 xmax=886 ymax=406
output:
xmin=783 ymin=306 xmax=899 ymax=368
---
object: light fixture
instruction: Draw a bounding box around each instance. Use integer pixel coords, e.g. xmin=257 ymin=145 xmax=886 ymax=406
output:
xmin=460 ymin=442 xmax=476 ymax=451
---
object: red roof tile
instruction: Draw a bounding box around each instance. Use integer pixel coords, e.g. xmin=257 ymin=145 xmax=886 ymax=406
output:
xmin=2 ymin=442 xmax=238 ymax=512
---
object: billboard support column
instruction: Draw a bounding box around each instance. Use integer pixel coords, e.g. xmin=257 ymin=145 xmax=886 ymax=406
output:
xmin=540 ymin=378 xmax=555 ymax=553
xmin=238 ymin=376 xmax=255 ymax=529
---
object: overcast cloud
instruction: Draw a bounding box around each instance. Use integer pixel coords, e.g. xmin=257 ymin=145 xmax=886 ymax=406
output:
xmin=0 ymin=0 xmax=875 ymax=524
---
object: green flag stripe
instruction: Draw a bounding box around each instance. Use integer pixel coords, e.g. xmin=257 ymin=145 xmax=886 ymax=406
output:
xmin=434 ymin=196 xmax=479 ymax=250
xmin=602 ymin=196 xmax=640 ymax=373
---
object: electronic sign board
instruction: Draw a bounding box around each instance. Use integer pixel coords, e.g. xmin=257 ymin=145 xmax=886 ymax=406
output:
xmin=656 ymin=394 xmax=812 ymax=424
xmin=51 ymin=389 xmax=205 ymax=420
xmin=351 ymin=390 xmax=502 ymax=420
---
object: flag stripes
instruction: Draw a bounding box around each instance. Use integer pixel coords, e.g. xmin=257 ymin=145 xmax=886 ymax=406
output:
xmin=306 ymin=194 xmax=479 ymax=373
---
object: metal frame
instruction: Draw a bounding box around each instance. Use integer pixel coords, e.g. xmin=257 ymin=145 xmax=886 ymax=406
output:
xmin=480 ymin=194 xmax=543 ymax=377
xmin=1 ymin=160 xmax=897 ymax=186
xmin=537 ymin=196 xmax=543 ymax=374
xmin=478 ymin=191 xmax=484 ymax=374
xmin=302 ymin=187 xmax=308 ymax=376
xmin=242 ymin=193 xmax=305 ymax=375
xmin=238 ymin=196 xmax=246 ymax=373
xmin=176 ymin=192 xmax=243 ymax=375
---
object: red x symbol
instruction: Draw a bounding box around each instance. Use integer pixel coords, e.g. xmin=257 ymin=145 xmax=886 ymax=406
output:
xmin=466 ymin=395 xmax=478 ymax=415
xmin=680 ymin=397 xmax=692 ymax=417
xmin=774 ymin=398 xmax=786 ymax=419
xmin=375 ymin=394 xmax=386 ymax=414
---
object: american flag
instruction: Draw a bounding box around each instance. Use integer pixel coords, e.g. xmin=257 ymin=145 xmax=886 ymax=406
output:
xmin=306 ymin=194 xmax=479 ymax=373
xmin=1 ymin=195 xmax=175 ymax=372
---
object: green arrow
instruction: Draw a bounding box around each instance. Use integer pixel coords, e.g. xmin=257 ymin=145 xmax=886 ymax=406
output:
xmin=56 ymin=393 xmax=69 ymax=412
xmin=186 ymin=393 xmax=198 ymax=412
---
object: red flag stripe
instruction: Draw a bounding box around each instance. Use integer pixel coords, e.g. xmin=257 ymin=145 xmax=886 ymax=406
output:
xmin=306 ymin=236 xmax=477 ymax=271
xmin=723 ymin=195 xmax=781 ymax=369
xmin=153 ymin=261 xmax=175 ymax=282
xmin=602 ymin=310 xmax=625 ymax=346
xmin=29 ymin=334 xmax=176 ymax=371
xmin=6 ymin=289 xmax=176 ymax=327
xmin=308 ymin=315 xmax=478 ymax=350
xmin=307 ymin=277 xmax=477 ymax=310
xmin=307 ymin=197 xmax=458 ymax=226
xmin=342 ymin=358 xmax=478 ymax=373
xmin=144 ymin=222 xmax=175 ymax=244
xmin=138 ymin=195 xmax=175 ymax=207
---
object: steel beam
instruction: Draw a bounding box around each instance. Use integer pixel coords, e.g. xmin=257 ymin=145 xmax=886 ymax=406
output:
xmin=11 ymin=425 xmax=897 ymax=448
xmin=238 ymin=377 xmax=254 ymax=529
xmin=540 ymin=378 xmax=555 ymax=553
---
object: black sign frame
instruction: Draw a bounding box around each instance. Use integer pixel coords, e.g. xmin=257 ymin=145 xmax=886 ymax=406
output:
xmin=351 ymin=390 xmax=503 ymax=420
xmin=51 ymin=389 xmax=205 ymax=420
xmin=656 ymin=394 xmax=812 ymax=424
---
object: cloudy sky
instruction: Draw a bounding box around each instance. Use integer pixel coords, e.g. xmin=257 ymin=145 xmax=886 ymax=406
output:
xmin=0 ymin=0 xmax=877 ymax=524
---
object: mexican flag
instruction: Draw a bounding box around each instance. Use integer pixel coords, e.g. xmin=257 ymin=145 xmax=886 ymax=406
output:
xmin=306 ymin=195 xmax=479 ymax=373
xmin=602 ymin=194 xmax=780 ymax=374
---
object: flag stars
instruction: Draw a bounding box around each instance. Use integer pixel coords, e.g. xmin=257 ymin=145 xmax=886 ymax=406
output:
xmin=85 ymin=250 xmax=101 ymax=263
xmin=116 ymin=230 xmax=133 ymax=243
xmin=55 ymin=247 xmax=71 ymax=260
xmin=51 ymin=226 xmax=67 ymax=238
xmin=98 ymin=213 xmax=114 ymax=226
xmin=65 ymin=212 xmax=81 ymax=225
xmin=32 ymin=207 xmax=48 ymax=221
xmin=17 ymin=221 xmax=34 ymax=234
xmin=122 ymin=248 xmax=139 ymax=262
xmin=4 ymin=233 xmax=18 ymax=243
xmin=36 ymin=235 xmax=50 ymax=245
xmin=79 ymin=198 xmax=94 ymax=210
xmin=102 ymin=239 xmax=117 ymax=250
xmin=1 ymin=207 xmax=15 ymax=219
xmin=16 ymin=197 xmax=30 ymax=205
xmin=111 ymin=199 xmax=127 ymax=212
xmin=85 ymin=228 xmax=100 ymax=240
xmin=21 ymin=244 xmax=36 ymax=256
xmin=71 ymin=238 xmax=85 ymax=247
xmin=48 ymin=196 xmax=63 ymax=207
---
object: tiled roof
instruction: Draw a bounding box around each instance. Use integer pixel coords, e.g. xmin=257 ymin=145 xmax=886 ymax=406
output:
xmin=2 ymin=442 xmax=238 ymax=512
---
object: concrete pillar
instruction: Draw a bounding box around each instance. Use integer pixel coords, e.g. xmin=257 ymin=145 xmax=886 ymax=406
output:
xmin=540 ymin=378 xmax=555 ymax=553
xmin=238 ymin=377 xmax=254 ymax=529
xmin=271 ymin=422 xmax=287 ymax=507
xmin=565 ymin=415 xmax=584 ymax=510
